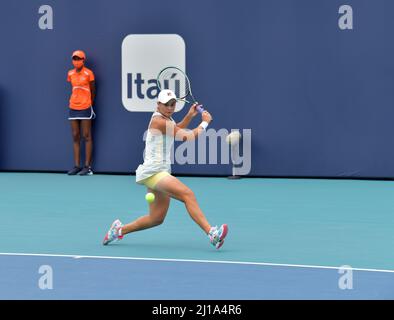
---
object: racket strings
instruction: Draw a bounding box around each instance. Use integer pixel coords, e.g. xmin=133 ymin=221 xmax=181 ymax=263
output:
xmin=157 ymin=68 xmax=190 ymax=99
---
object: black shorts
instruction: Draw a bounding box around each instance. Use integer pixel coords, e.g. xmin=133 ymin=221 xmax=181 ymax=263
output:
xmin=68 ymin=107 xmax=96 ymax=120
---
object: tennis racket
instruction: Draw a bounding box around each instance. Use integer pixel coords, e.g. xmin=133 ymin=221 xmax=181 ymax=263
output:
xmin=156 ymin=66 xmax=205 ymax=114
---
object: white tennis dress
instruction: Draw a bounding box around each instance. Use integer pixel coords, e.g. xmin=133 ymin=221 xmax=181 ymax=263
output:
xmin=135 ymin=112 xmax=176 ymax=183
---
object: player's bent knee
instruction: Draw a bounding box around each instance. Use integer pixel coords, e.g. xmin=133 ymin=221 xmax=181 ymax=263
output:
xmin=152 ymin=217 xmax=165 ymax=226
xmin=181 ymin=188 xmax=196 ymax=203
xmin=149 ymin=212 xmax=166 ymax=226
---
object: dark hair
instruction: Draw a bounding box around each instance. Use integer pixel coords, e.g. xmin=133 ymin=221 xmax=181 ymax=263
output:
xmin=163 ymin=99 xmax=177 ymax=106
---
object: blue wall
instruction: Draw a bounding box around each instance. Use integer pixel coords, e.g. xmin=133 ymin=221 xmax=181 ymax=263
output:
xmin=1 ymin=0 xmax=394 ymax=177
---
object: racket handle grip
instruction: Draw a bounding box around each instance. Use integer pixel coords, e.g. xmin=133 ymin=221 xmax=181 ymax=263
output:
xmin=196 ymin=105 xmax=205 ymax=113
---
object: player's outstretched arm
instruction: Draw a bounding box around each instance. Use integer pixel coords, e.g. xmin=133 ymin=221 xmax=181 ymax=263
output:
xmin=177 ymin=103 xmax=199 ymax=129
xmin=151 ymin=110 xmax=212 ymax=141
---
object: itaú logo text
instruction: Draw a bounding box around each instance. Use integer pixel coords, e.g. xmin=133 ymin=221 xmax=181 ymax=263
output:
xmin=125 ymin=72 xmax=181 ymax=100
xmin=121 ymin=34 xmax=185 ymax=112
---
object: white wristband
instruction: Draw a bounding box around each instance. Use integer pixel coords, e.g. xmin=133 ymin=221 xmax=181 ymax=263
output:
xmin=200 ymin=121 xmax=209 ymax=130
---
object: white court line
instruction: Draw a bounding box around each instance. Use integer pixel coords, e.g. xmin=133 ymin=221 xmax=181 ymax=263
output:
xmin=0 ymin=252 xmax=393 ymax=274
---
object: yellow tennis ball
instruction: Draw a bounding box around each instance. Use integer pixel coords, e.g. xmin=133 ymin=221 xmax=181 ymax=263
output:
xmin=226 ymin=131 xmax=241 ymax=145
xmin=145 ymin=192 xmax=155 ymax=203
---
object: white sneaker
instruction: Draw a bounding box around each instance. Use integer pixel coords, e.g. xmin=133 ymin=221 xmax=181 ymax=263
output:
xmin=208 ymin=224 xmax=228 ymax=249
xmin=103 ymin=219 xmax=124 ymax=245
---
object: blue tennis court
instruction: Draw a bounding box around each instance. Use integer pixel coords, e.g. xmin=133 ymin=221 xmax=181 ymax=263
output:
xmin=1 ymin=173 xmax=393 ymax=299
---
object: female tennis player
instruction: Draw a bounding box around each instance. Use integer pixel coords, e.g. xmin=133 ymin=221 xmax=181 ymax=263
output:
xmin=66 ymin=50 xmax=96 ymax=176
xmin=103 ymin=89 xmax=228 ymax=249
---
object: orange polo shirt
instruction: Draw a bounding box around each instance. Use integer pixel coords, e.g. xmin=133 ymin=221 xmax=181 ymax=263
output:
xmin=67 ymin=67 xmax=95 ymax=110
